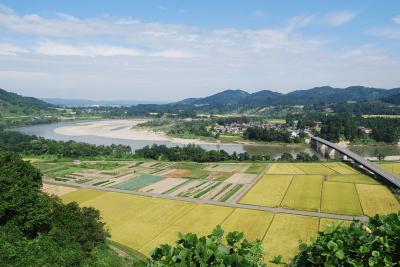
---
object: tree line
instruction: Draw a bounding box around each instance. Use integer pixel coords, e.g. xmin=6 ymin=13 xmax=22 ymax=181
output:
xmin=0 ymin=130 xmax=319 ymax=162
xmin=0 ymin=152 xmax=134 ymax=266
xmin=135 ymin=144 xmax=319 ymax=162
xmin=0 ymin=130 xmax=132 ymax=158
xmin=244 ymin=127 xmax=306 ymax=143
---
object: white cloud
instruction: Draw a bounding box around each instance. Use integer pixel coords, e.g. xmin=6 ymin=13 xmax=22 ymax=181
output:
xmin=0 ymin=42 xmax=28 ymax=55
xmin=324 ymin=10 xmax=358 ymax=27
xmin=33 ymin=42 xmax=142 ymax=57
xmin=150 ymin=49 xmax=201 ymax=58
xmin=394 ymin=16 xmax=400 ymax=24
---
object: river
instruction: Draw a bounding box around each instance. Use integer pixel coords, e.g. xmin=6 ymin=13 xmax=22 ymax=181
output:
xmin=13 ymin=120 xmax=400 ymax=159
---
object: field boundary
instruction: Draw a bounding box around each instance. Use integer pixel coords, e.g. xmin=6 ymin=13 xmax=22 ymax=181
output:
xmin=49 ymin=180 xmax=368 ymax=221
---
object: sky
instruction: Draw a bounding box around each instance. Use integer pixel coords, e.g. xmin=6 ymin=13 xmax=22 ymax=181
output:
xmin=0 ymin=0 xmax=399 ymax=101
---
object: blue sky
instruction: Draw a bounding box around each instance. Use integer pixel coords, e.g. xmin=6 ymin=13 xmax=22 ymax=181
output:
xmin=0 ymin=1 xmax=399 ymax=100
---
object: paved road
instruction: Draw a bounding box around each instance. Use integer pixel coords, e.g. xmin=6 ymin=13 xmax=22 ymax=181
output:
xmin=312 ymin=136 xmax=400 ymax=188
xmin=46 ymin=179 xmax=369 ymax=222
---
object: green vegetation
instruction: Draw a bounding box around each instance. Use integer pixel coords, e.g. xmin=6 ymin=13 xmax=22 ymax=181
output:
xmin=318 ymin=113 xmax=400 ymax=143
xmin=289 ymin=213 xmax=400 ymax=266
xmin=148 ymin=225 xmax=266 ymax=266
xmin=0 ymin=130 xmax=132 ymax=158
xmin=244 ymin=126 xmax=306 ymax=143
xmin=245 ymin=164 xmax=266 ymax=174
xmin=0 ymin=152 xmax=133 ymax=266
xmin=112 ymin=175 xmax=163 ymax=190
xmin=220 ymin=184 xmax=244 ymax=201
xmin=0 ymin=88 xmax=58 ymax=128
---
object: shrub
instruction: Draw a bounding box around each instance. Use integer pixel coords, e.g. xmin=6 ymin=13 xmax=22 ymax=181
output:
xmin=148 ymin=225 xmax=266 ymax=266
xmin=289 ymin=213 xmax=400 ymax=267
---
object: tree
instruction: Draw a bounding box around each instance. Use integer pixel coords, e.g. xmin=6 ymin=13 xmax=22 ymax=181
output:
xmin=149 ymin=225 xmax=266 ymax=266
xmin=289 ymin=213 xmax=400 ymax=267
xmin=0 ymin=152 xmax=117 ymax=266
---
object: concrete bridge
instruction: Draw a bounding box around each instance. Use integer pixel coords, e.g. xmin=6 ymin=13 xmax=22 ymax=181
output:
xmin=311 ymin=136 xmax=400 ymax=188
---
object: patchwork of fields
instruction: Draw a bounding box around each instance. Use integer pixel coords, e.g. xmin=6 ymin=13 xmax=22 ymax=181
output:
xmin=35 ymin=160 xmax=262 ymax=203
xmin=36 ymin=160 xmax=400 ymax=217
xmin=40 ymin=160 xmax=400 ymax=263
xmin=240 ymin=162 xmax=399 ymax=216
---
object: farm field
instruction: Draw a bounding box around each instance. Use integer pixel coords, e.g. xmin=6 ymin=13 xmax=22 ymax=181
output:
xmin=34 ymin=159 xmax=400 ymax=217
xmin=60 ymin=188 xmax=326 ymax=263
xmin=281 ymin=175 xmax=322 ymax=212
xmin=321 ymin=182 xmax=363 ymax=215
xmin=378 ymin=162 xmax=400 ymax=176
xmin=355 ymin=184 xmax=400 ymax=216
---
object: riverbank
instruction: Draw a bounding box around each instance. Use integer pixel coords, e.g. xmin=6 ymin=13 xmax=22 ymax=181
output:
xmin=54 ymin=119 xmax=224 ymax=145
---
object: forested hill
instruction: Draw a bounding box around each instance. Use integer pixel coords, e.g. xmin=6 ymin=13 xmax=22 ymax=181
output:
xmin=381 ymin=93 xmax=400 ymax=105
xmin=0 ymin=88 xmax=52 ymax=114
xmin=176 ymin=86 xmax=400 ymax=107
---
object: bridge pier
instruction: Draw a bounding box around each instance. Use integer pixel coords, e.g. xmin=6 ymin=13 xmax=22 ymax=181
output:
xmin=325 ymin=147 xmax=336 ymax=160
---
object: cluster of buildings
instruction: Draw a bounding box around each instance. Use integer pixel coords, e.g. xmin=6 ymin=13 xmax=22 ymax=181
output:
xmin=208 ymin=121 xmax=302 ymax=138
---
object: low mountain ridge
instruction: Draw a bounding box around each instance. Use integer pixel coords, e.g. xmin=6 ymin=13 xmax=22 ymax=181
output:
xmin=0 ymin=88 xmax=52 ymax=115
xmin=175 ymin=86 xmax=400 ymax=107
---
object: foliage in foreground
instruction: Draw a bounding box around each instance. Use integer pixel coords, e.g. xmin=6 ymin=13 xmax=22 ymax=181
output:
xmin=290 ymin=213 xmax=400 ymax=267
xmin=148 ymin=225 xmax=266 ymax=267
xmin=0 ymin=152 xmax=133 ymax=266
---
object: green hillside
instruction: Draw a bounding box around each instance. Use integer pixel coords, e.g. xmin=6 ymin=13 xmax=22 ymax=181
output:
xmin=0 ymin=88 xmax=56 ymax=127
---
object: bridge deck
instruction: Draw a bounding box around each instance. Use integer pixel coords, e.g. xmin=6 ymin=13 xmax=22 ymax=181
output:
xmin=311 ymin=136 xmax=400 ymax=188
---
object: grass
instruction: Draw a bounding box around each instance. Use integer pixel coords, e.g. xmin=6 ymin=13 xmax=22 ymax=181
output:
xmin=222 ymin=209 xmax=274 ymax=241
xmin=79 ymin=162 xmax=125 ymax=170
xmin=239 ymin=175 xmax=293 ymax=207
xmin=112 ymin=175 xmax=163 ymax=190
xmin=266 ymin=163 xmax=304 ymax=175
xmin=220 ymin=184 xmax=244 ymax=202
xmin=281 ymin=175 xmax=323 ymax=212
xmin=245 ymin=164 xmax=266 ymax=174
xmin=106 ymin=240 xmax=148 ymax=264
xmin=356 ymin=184 xmax=400 ymax=216
xmin=183 ymin=169 xmax=209 ymax=179
xmin=378 ymin=162 xmax=400 ymax=176
xmin=262 ymin=214 xmax=319 ymax=263
xmin=321 ymin=182 xmax=363 ymax=215
xmin=319 ymin=218 xmax=352 ymax=232
xmin=61 ymin=188 xmax=107 ymax=204
xmin=327 ymin=174 xmax=379 ymax=185
xmin=219 ymin=134 xmax=243 ymax=143
xmin=193 ymin=182 xmax=221 ymax=198
xmin=295 ymin=163 xmax=337 ymax=175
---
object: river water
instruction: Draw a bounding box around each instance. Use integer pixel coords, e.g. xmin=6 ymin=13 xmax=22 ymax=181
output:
xmin=13 ymin=121 xmax=400 ymax=158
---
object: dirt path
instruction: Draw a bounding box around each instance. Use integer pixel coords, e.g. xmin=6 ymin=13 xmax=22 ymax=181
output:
xmin=47 ymin=179 xmax=368 ymax=222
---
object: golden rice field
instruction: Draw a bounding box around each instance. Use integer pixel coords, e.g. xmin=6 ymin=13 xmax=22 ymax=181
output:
xmin=355 ymin=184 xmax=400 ymax=216
xmin=281 ymin=175 xmax=322 ymax=212
xmin=240 ymin=162 xmax=400 ymax=216
xmin=321 ymin=182 xmax=363 ymax=215
xmin=262 ymin=214 xmax=319 ymax=263
xmin=61 ymin=189 xmax=327 ymax=263
xmin=239 ymin=174 xmax=293 ymax=207
xmin=58 ymin=160 xmax=400 ymax=263
xmin=379 ymin=162 xmax=400 ymax=176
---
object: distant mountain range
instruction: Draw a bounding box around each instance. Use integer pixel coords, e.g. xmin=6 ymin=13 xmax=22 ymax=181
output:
xmin=1 ymin=86 xmax=400 ymax=113
xmin=42 ymin=98 xmax=169 ymax=107
xmin=175 ymin=86 xmax=400 ymax=107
